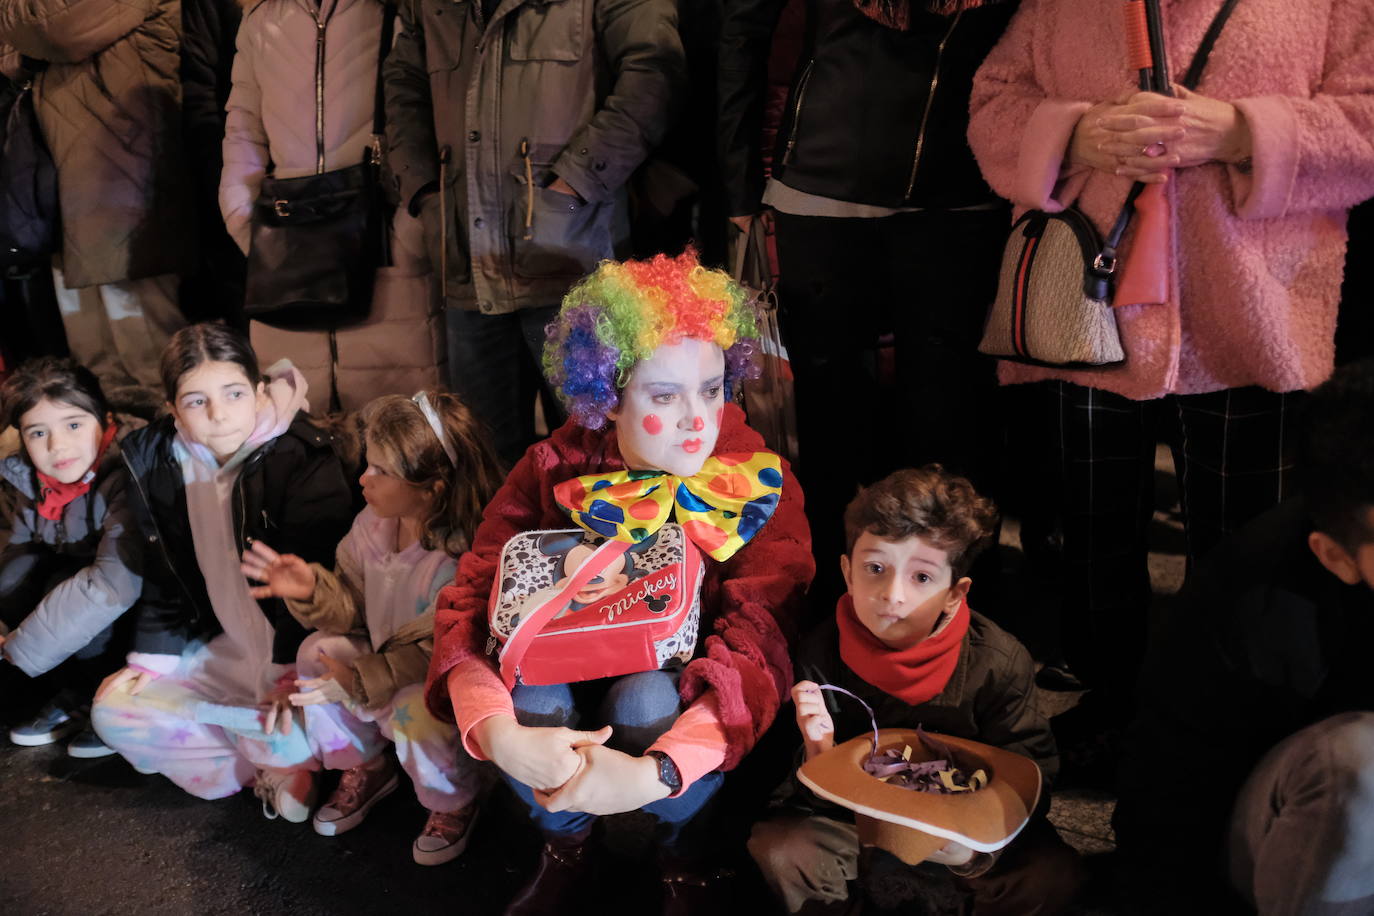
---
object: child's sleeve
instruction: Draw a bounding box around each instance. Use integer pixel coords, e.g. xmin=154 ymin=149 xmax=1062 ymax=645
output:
xmin=973 ymin=638 xmax=1059 ymax=787
xmin=2 ymin=472 xmax=144 ymax=677
xmin=282 ymin=531 xmax=366 ymax=635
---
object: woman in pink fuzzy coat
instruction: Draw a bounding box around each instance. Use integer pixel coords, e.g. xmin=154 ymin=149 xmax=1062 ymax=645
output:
xmin=967 ymin=0 xmax=1374 ymax=718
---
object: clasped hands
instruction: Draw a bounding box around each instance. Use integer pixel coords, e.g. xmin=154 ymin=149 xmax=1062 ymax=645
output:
xmin=476 ymin=716 xmax=671 ymax=817
xmin=1069 ymin=87 xmax=1252 ymax=183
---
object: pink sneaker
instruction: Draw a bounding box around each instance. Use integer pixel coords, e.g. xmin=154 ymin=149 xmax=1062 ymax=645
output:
xmin=312 ymin=758 xmax=399 ymax=836
xmin=412 ymin=804 xmax=480 ymax=866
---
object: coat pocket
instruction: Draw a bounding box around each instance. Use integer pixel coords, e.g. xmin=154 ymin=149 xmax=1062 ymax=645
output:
xmin=508 ymin=161 xmax=611 ymax=280
xmin=507 ymin=0 xmax=585 ymax=61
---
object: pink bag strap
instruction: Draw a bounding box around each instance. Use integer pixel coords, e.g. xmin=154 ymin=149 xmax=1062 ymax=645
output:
xmin=497 ymin=538 xmax=630 ymax=689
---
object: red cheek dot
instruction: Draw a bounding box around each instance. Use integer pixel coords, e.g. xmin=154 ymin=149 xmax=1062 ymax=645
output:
xmin=642 ymin=414 xmax=663 ymax=436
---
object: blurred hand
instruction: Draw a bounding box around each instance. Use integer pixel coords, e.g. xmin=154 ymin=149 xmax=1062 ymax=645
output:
xmin=240 ymin=539 xmax=316 ymax=601
xmin=547 ymin=176 xmax=581 ymax=200
xmin=261 ymin=682 xmax=296 ymax=735
xmin=290 ymin=652 xmax=358 ymax=706
xmin=927 ymin=840 xmax=975 ymax=867
xmin=95 ymin=666 xmax=155 ymax=703
xmin=792 ymin=680 xmax=836 ymax=760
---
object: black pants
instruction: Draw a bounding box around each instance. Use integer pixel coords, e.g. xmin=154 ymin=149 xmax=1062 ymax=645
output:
xmin=1049 ymin=381 xmax=1305 ymax=700
xmin=444 ymin=304 xmax=566 ymax=467
xmin=773 ymin=208 xmax=1009 ymax=602
xmin=0 ymin=545 xmax=122 ymax=714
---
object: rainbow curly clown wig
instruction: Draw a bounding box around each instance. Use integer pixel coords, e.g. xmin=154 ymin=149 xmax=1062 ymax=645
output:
xmin=543 ymin=250 xmax=762 ymax=430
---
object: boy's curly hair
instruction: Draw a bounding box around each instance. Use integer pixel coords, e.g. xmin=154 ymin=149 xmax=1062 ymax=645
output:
xmin=844 ymin=465 xmax=999 ymax=579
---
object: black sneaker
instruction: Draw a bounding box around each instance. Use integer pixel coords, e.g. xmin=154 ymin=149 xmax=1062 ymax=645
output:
xmin=67 ymin=725 xmax=116 ymax=759
xmin=9 ymin=701 xmax=83 ymax=746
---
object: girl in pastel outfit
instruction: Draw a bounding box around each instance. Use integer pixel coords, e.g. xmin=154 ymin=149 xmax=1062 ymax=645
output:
xmin=91 ymin=324 xmax=354 ymax=822
xmin=240 ymin=390 xmax=504 ymax=864
xmin=0 ymin=359 xmax=140 ymax=758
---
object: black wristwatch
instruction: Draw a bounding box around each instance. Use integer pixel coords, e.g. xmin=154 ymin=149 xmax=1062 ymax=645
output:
xmin=646 ymin=750 xmax=682 ymax=794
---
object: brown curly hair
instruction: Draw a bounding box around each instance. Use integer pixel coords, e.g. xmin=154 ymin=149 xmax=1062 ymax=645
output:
xmin=843 ymin=465 xmax=999 ymax=579
xmin=359 ymin=391 xmax=505 ymax=555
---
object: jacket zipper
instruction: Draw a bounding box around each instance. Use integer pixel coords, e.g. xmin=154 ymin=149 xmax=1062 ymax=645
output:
xmin=904 ymin=12 xmax=962 ymax=200
xmin=314 ymin=12 xmax=327 ymax=174
xmin=122 ymin=451 xmax=208 ymax=622
xmin=781 ymin=59 xmax=816 ymax=165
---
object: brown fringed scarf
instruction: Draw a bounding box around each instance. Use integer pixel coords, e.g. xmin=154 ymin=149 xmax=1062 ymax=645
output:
xmin=854 ymin=0 xmax=1001 ymax=31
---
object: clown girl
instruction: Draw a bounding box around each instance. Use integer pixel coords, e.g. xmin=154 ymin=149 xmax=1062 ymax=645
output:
xmin=426 ymin=251 xmax=815 ymax=914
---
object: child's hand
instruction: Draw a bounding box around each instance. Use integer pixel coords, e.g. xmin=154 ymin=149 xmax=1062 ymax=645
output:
xmin=260 ymin=682 xmax=296 ymax=735
xmin=534 ymin=745 xmax=670 ymax=816
xmin=791 ymin=680 xmax=835 ymax=760
xmin=475 ymin=715 xmax=612 ymax=792
xmin=95 ymin=666 xmax=156 ymax=702
xmin=240 ymin=540 xmax=316 ymax=601
xmin=926 ymin=840 xmax=975 ymax=867
xmin=290 ymin=651 xmax=357 ymax=706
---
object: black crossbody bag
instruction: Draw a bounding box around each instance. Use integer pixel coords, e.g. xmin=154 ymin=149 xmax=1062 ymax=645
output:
xmin=243 ymin=5 xmax=397 ymax=328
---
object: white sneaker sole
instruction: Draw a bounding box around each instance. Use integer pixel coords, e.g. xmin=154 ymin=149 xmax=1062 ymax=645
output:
xmin=9 ymin=719 xmax=82 ymax=746
xmin=313 ymin=771 xmax=400 ymax=836
xmin=412 ymin=806 xmax=481 ymax=866
xmin=67 ymin=741 xmax=118 ymax=759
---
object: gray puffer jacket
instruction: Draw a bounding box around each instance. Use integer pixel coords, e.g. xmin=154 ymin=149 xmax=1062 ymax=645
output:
xmin=383 ymin=0 xmax=685 ymax=314
xmin=0 ymin=447 xmax=142 ymax=677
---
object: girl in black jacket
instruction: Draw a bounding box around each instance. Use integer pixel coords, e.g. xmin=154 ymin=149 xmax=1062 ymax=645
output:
xmin=90 ymin=324 xmax=353 ymax=822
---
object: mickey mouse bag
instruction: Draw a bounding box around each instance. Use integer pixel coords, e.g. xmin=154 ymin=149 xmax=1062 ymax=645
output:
xmin=488 ymin=454 xmax=785 ymax=688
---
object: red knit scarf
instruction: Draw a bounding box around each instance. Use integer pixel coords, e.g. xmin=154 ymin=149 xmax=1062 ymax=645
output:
xmin=34 ymin=423 xmax=116 ymax=522
xmin=854 ymin=0 xmax=1002 ymax=31
xmin=836 ymin=592 xmax=969 ymax=706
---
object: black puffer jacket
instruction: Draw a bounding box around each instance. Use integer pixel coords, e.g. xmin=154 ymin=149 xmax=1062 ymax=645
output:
xmin=718 ymin=0 xmax=1017 ymax=214
xmin=120 ymin=415 xmax=354 ymax=664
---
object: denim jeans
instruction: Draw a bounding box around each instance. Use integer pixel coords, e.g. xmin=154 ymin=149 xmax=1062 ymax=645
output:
xmin=505 ymin=669 xmax=724 ymax=850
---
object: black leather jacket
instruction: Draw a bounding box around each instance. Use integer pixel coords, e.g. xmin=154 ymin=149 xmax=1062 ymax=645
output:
xmin=718 ymin=0 xmax=1017 ymax=214
xmin=120 ymin=415 xmax=354 ymax=664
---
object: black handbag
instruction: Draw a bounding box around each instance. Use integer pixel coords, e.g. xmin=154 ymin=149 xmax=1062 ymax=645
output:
xmin=243 ymin=5 xmax=396 ymax=328
xmin=0 ymin=58 xmax=59 ymax=272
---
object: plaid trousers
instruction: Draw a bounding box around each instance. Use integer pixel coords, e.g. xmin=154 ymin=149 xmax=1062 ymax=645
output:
xmin=1049 ymin=381 xmax=1305 ymax=697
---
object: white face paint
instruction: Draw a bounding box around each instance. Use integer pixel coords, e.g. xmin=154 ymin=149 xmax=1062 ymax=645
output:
xmin=19 ymin=398 xmax=105 ymax=484
xmin=607 ymin=338 xmax=727 ymax=478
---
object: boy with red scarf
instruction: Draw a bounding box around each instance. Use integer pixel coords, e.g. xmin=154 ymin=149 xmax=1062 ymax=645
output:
xmin=748 ymin=466 xmax=1082 ymax=915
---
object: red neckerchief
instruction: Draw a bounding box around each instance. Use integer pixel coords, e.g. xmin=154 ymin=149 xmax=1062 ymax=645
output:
xmin=836 ymin=592 xmax=969 ymax=706
xmin=34 ymin=423 xmax=116 ymax=522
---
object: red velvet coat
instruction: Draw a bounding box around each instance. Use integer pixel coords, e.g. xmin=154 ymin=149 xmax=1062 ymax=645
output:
xmin=425 ymin=403 xmax=815 ymax=771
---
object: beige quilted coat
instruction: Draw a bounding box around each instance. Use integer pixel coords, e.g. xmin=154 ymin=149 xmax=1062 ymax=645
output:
xmin=0 ymin=0 xmax=195 ymax=287
xmin=223 ymin=0 xmax=442 ymax=410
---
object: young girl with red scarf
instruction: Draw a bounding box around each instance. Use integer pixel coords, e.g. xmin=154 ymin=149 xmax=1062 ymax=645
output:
xmin=749 ymin=466 xmax=1084 ymax=915
xmin=0 ymin=358 xmax=139 ymax=758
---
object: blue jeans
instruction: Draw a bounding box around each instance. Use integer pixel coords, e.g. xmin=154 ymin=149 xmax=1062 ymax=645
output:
xmin=506 ymin=669 xmax=724 ymax=850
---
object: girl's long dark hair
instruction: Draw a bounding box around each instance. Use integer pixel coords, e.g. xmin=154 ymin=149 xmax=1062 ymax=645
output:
xmin=360 ymin=391 xmax=505 ymax=555
xmin=159 ymin=323 xmax=261 ymax=401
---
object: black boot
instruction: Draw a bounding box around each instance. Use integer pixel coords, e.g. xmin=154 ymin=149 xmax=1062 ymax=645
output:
xmin=503 ymin=829 xmax=597 ymax=916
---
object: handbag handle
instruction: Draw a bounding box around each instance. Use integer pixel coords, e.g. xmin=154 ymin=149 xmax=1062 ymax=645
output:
xmin=1096 ymin=0 xmax=1242 ymax=273
xmin=496 ymin=538 xmax=631 ymax=689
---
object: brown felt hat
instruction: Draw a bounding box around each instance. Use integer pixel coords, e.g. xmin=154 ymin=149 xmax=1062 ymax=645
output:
xmin=797 ymin=728 xmax=1042 ymax=865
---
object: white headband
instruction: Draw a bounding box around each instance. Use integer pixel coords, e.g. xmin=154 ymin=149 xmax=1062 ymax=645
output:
xmin=412 ymin=392 xmax=459 ymax=467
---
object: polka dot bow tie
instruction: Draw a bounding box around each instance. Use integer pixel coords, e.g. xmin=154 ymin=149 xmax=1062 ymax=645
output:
xmin=553 ymin=452 xmax=785 ymax=562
